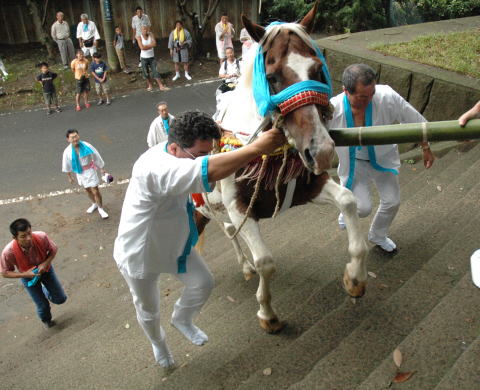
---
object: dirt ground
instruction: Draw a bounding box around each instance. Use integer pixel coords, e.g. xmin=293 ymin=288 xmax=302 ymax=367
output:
xmin=0 ymin=38 xmax=226 ymax=112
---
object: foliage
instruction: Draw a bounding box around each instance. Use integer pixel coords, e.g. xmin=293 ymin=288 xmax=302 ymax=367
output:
xmin=372 ymin=30 xmax=480 ymax=78
xmin=390 ymin=1 xmax=423 ymax=25
xmin=413 ymin=0 xmax=480 ymax=21
xmin=261 ymin=0 xmax=388 ymax=33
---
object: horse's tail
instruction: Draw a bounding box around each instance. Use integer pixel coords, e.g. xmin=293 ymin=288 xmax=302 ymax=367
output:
xmin=194 ymin=209 xmax=210 ymax=255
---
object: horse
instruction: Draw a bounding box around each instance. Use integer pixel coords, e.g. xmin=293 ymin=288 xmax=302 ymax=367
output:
xmin=195 ymin=2 xmax=369 ymax=333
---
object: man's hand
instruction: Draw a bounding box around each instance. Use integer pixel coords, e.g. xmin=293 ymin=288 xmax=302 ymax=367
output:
xmin=251 ymin=128 xmax=287 ymax=156
xmin=36 ymin=262 xmax=50 ymax=275
xmin=25 ymin=267 xmax=39 ymax=277
xmin=422 ymin=148 xmax=435 ymax=169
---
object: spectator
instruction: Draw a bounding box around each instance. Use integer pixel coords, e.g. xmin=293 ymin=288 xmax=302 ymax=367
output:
xmin=113 ymin=26 xmax=129 ymax=73
xmin=1 ymin=218 xmax=67 ymax=329
xmin=71 ymin=50 xmax=91 ymax=111
xmin=218 ymin=47 xmax=241 ymax=93
xmin=459 ymin=101 xmax=480 ymax=126
xmin=62 ymin=129 xmax=109 ymax=219
xmin=147 ymin=101 xmax=175 ymax=148
xmin=215 ymin=14 xmax=235 ymax=62
xmin=137 ymin=25 xmax=170 ymax=92
xmin=51 ymin=11 xmax=75 ymax=69
xmin=132 ymin=6 xmax=151 ymax=68
xmin=36 ymin=62 xmax=61 ymax=116
xmin=168 ymin=20 xmax=192 ymax=81
xmin=76 ymin=13 xmax=100 ymax=57
xmin=90 ymin=53 xmax=111 ymax=106
xmin=239 ymin=28 xmax=253 ymax=59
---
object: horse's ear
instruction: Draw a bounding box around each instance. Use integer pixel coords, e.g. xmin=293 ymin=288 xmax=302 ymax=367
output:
xmin=299 ymin=0 xmax=319 ymax=33
xmin=242 ymin=14 xmax=265 ymax=42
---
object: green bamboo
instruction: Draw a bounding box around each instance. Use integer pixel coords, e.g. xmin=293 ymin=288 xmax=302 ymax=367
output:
xmin=329 ymin=119 xmax=480 ymax=146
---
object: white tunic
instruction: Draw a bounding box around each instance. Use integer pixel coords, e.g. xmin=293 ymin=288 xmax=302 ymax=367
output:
xmin=147 ymin=114 xmax=175 ymax=148
xmin=62 ymin=141 xmax=105 ymax=188
xmin=329 ymin=85 xmax=426 ymax=186
xmin=113 ymin=142 xmax=212 ymax=278
xmin=76 ymin=21 xmax=100 ymax=42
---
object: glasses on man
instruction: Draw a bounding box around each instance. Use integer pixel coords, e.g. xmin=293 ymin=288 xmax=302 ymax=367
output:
xmin=182 ymin=147 xmax=197 ymax=159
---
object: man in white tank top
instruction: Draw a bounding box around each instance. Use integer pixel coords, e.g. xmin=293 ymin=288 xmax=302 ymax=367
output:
xmin=136 ymin=26 xmax=170 ymax=92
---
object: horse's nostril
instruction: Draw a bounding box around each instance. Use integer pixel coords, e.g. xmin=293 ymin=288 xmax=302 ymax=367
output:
xmin=304 ymin=148 xmax=314 ymax=166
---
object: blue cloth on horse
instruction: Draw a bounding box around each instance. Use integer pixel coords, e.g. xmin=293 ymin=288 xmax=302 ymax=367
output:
xmin=252 ymin=21 xmax=333 ymax=117
xmin=343 ymin=94 xmax=398 ymax=190
xmin=71 ymin=141 xmax=94 ymax=174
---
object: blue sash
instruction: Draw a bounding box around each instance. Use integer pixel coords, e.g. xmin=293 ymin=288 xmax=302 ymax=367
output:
xmin=343 ymin=94 xmax=398 ymax=190
xmin=177 ymin=198 xmax=199 ymax=273
xmin=162 ymin=118 xmax=170 ymax=135
xmin=71 ymin=141 xmax=94 ymax=174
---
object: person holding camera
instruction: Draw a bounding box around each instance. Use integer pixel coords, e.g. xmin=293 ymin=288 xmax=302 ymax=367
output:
xmin=76 ymin=14 xmax=100 ymax=57
xmin=168 ymin=20 xmax=193 ymax=81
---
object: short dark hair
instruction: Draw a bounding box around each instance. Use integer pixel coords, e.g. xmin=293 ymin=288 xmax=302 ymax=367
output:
xmin=135 ymin=6 xmax=143 ymax=11
xmin=156 ymin=101 xmax=168 ymax=109
xmin=342 ymin=63 xmax=377 ymax=94
xmin=92 ymin=52 xmax=102 ymax=58
xmin=168 ymin=111 xmax=221 ymax=148
xmin=76 ymin=49 xmax=83 ymax=55
xmin=37 ymin=62 xmax=49 ymax=68
xmin=174 ymin=20 xmax=183 ymax=27
xmin=114 ymin=25 xmax=120 ymax=29
xmin=10 ymin=218 xmax=31 ymax=237
xmin=66 ymin=129 xmax=78 ymax=138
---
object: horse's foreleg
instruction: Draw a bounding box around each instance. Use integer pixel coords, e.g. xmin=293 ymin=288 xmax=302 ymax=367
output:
xmin=224 ymin=222 xmax=256 ymax=281
xmin=227 ymin=211 xmax=284 ymax=333
xmin=312 ymin=178 xmax=369 ymax=297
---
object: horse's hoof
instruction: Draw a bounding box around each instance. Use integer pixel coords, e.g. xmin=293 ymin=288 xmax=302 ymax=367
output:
xmin=244 ymin=270 xmax=256 ymax=281
xmin=258 ymin=316 xmax=285 ymax=334
xmin=343 ymin=269 xmax=367 ymax=298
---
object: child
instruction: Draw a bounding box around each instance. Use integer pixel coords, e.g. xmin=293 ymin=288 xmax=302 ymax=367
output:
xmin=71 ymin=50 xmax=91 ymax=111
xmin=113 ymin=26 xmax=129 ymax=73
xmin=90 ymin=53 xmax=111 ymax=106
xmin=36 ymin=62 xmax=61 ymax=115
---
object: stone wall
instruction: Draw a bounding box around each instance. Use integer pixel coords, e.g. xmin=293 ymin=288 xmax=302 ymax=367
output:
xmin=318 ymin=39 xmax=480 ymax=122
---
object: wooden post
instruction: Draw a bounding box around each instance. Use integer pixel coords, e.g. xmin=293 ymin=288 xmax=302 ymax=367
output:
xmin=99 ymin=0 xmax=120 ymax=72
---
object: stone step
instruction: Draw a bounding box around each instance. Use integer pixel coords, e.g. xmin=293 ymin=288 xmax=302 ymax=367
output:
xmin=434 ymin=333 xmax=480 ymax=390
xmin=232 ymin=151 xmax=480 ymax=389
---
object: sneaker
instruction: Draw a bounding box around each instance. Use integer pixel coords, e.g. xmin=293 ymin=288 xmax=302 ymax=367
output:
xmin=123 ymin=69 xmax=130 ymax=74
xmin=185 ymin=72 xmax=192 ymax=81
xmin=160 ymin=86 xmax=171 ymax=91
xmin=97 ymin=100 xmax=104 ymax=106
xmin=76 ymin=105 xmax=81 ymax=112
xmin=138 ymin=62 xmax=142 ymax=68
xmin=172 ymin=73 xmax=180 ymax=81
xmin=98 ymin=207 xmax=109 ymax=219
xmin=86 ymin=203 xmax=98 ymax=214
xmin=63 ymin=65 xmax=69 ymax=70
xmin=42 ymin=320 xmax=56 ymax=329
xmin=46 ymin=110 xmax=53 ymax=116
xmin=55 ymin=107 xmax=62 ymax=113
xmin=369 ymin=235 xmax=397 ymax=252
xmin=85 ymin=103 xmax=91 ymax=109
xmin=106 ymin=100 xmax=111 ymax=106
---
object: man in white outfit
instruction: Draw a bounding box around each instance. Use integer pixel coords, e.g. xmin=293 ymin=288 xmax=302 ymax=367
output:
xmin=62 ymin=129 xmax=109 ymax=219
xmin=147 ymin=101 xmax=175 ymax=148
xmin=113 ymin=111 xmax=286 ymax=369
xmin=76 ymin=14 xmax=100 ymax=57
xmin=330 ymin=64 xmax=435 ymax=252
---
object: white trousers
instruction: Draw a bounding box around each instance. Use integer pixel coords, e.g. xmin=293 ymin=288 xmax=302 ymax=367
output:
xmin=121 ymin=250 xmax=214 ymax=364
xmin=81 ymin=46 xmax=97 ymax=57
xmin=343 ymin=160 xmax=400 ymax=240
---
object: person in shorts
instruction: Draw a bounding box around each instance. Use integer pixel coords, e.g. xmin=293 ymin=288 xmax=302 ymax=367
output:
xmin=90 ymin=53 xmax=111 ymax=106
xmin=71 ymin=50 xmax=91 ymax=111
xmin=36 ymin=62 xmax=61 ymax=115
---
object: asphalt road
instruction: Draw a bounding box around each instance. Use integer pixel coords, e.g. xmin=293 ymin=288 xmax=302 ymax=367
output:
xmin=0 ymin=80 xmax=219 ymax=199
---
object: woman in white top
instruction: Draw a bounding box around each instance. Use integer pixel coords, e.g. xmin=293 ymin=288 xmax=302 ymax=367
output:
xmin=136 ymin=26 xmax=170 ymax=92
xmin=239 ymin=28 xmax=253 ymax=59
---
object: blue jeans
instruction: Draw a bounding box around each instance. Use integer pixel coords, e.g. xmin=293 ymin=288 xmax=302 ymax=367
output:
xmin=21 ymin=266 xmax=67 ymax=323
xmin=141 ymin=57 xmax=160 ymax=80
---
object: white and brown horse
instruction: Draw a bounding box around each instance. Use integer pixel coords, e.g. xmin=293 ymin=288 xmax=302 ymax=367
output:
xmin=196 ymin=3 xmax=369 ymax=333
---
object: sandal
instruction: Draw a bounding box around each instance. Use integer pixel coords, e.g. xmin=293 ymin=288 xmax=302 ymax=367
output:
xmin=76 ymin=105 xmax=81 ymax=112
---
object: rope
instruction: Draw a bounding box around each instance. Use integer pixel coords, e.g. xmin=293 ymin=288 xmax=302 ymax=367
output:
xmin=272 ymin=146 xmax=288 ymax=218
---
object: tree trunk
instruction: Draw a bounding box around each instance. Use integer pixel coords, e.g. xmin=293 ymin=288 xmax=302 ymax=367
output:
xmin=26 ymin=0 xmax=55 ymax=59
xmin=177 ymin=0 xmax=221 ymax=59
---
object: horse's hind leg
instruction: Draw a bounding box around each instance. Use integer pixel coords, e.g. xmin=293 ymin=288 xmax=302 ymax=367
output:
xmin=224 ymin=222 xmax=256 ymax=281
xmin=312 ymin=178 xmax=369 ymax=297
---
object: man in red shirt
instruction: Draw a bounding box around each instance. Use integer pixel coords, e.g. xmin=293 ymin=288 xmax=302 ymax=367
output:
xmin=0 ymin=219 xmax=67 ymax=328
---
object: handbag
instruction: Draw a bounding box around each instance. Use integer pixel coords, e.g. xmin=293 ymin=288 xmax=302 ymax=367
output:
xmin=84 ymin=37 xmax=94 ymax=47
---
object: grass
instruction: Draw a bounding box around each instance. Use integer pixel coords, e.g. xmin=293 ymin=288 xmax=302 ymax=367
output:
xmin=372 ymin=30 xmax=480 ymax=79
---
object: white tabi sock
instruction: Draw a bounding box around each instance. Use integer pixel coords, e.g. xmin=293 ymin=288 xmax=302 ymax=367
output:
xmin=86 ymin=203 xmax=98 ymax=213
xmin=171 ymin=317 xmax=208 ymax=346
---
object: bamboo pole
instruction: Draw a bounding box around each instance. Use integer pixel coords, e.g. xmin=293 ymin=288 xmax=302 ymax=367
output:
xmin=329 ymin=119 xmax=480 ymax=146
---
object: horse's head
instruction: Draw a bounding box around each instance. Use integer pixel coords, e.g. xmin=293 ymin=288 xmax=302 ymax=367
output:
xmin=242 ymin=3 xmax=335 ymax=175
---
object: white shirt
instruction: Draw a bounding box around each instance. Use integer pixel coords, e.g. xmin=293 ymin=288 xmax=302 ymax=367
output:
xmin=114 ymin=142 xmax=212 ymax=278
xmin=131 ymin=14 xmax=151 ymax=37
xmin=219 ymin=59 xmax=241 ymax=84
xmin=76 ymin=21 xmax=100 ymax=41
xmin=147 ymin=114 xmax=175 ymax=148
xmin=62 ymin=141 xmax=105 ymax=187
xmin=140 ymin=34 xmax=155 ymax=58
xmin=329 ymin=84 xmax=426 ymax=186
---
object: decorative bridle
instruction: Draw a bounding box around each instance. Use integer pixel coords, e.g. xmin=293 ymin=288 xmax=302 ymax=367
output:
xmin=252 ymin=22 xmax=332 ymax=118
